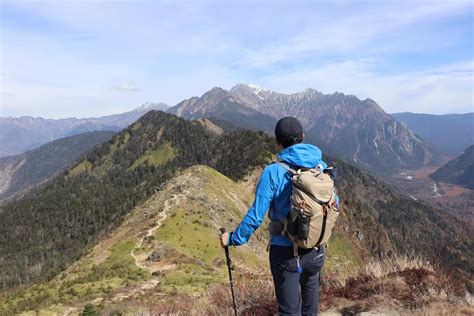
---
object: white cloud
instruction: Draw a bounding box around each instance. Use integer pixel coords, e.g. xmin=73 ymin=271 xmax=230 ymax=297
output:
xmin=260 ymin=60 xmax=473 ymax=114
xmin=239 ymin=0 xmax=472 ymax=68
xmin=113 ymin=81 xmax=140 ymax=91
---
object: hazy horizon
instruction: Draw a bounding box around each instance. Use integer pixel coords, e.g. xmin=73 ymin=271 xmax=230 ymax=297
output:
xmin=1 ymin=83 xmax=474 ymax=120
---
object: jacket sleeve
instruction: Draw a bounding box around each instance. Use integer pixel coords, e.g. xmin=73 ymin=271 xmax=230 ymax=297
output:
xmin=229 ymin=166 xmax=276 ymax=246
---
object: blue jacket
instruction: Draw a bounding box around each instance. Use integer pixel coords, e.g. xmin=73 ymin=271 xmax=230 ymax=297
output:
xmin=229 ymin=143 xmax=329 ymax=247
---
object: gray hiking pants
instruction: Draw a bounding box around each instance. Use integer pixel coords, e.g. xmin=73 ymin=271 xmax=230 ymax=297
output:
xmin=269 ymin=245 xmax=325 ymax=316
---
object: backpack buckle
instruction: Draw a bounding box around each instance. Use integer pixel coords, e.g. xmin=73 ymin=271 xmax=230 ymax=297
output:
xmin=322 ymin=204 xmax=328 ymax=216
xmin=299 ymin=199 xmax=307 ymax=209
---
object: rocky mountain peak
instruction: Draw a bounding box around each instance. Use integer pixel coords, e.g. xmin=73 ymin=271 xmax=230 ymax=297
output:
xmin=231 ymin=83 xmax=271 ymax=96
xmin=302 ymin=87 xmax=319 ymax=95
xmin=134 ymin=102 xmax=169 ymax=112
xmin=168 ymin=87 xmax=232 ymax=119
xmin=201 ymin=87 xmax=229 ymax=99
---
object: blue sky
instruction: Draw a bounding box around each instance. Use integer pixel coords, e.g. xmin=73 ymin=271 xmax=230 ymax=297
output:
xmin=1 ymin=0 xmax=473 ymax=118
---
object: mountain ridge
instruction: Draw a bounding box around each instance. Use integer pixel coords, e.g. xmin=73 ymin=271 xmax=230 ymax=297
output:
xmin=168 ymin=84 xmax=445 ymax=173
xmin=391 ymin=112 xmax=474 ymax=156
xmin=229 ymin=83 xmax=387 ymax=128
xmin=431 ymin=145 xmax=474 ymax=189
xmin=0 ymin=131 xmax=116 ymax=204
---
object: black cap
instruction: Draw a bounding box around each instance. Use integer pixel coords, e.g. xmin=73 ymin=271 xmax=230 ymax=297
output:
xmin=275 ymin=117 xmax=304 ymax=148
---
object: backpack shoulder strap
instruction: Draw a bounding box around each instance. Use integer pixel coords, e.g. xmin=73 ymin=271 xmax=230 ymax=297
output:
xmin=273 ymin=159 xmax=297 ymax=175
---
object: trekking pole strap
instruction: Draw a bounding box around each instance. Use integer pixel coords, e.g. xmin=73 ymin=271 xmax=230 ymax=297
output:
xmin=225 ymin=246 xmax=234 ymax=270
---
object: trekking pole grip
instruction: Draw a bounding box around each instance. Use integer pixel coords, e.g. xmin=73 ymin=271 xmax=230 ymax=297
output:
xmin=220 ymin=227 xmax=234 ymax=269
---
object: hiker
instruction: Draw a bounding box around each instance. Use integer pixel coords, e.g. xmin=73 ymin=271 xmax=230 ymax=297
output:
xmin=220 ymin=117 xmax=338 ymax=315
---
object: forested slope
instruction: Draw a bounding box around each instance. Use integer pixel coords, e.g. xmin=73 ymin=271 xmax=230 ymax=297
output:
xmin=0 ymin=131 xmax=116 ymax=203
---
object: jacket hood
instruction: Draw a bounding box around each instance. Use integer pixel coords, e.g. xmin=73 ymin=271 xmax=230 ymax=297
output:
xmin=277 ymin=143 xmax=327 ymax=169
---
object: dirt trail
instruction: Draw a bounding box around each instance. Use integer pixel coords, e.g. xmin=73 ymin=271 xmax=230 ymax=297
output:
xmin=103 ymin=181 xmax=192 ymax=304
xmin=97 ymin=193 xmax=184 ymax=306
xmin=130 ymin=204 xmax=169 ymax=270
xmin=130 ymin=186 xmax=189 ymax=270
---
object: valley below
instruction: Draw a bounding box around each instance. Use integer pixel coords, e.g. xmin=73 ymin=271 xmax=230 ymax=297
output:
xmin=387 ymin=166 xmax=474 ymax=232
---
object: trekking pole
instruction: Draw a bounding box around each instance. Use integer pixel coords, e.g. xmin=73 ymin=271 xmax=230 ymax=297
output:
xmin=220 ymin=227 xmax=238 ymax=316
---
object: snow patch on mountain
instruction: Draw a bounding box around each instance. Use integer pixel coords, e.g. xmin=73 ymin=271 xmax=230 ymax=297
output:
xmin=134 ymin=102 xmax=169 ymax=112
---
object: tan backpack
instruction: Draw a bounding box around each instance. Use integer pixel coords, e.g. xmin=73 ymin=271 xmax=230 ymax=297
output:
xmin=272 ymin=160 xmax=340 ymax=250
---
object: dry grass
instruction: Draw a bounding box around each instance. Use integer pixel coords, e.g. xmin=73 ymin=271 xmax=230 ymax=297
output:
xmin=99 ymin=280 xmax=276 ymax=315
xmin=207 ymin=278 xmax=277 ymax=315
xmin=364 ymin=253 xmax=434 ymax=279
xmin=321 ymin=254 xmax=468 ymax=312
xmin=99 ymin=254 xmax=471 ymax=315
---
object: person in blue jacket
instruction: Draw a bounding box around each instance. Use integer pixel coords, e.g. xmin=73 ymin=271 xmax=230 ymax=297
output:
xmin=220 ymin=116 xmax=328 ymax=316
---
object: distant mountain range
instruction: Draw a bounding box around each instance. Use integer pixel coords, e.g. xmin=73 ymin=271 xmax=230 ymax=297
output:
xmin=4 ymin=85 xmax=467 ymax=175
xmin=169 ymin=84 xmax=445 ymax=173
xmin=431 ymin=145 xmax=474 ymax=190
xmin=391 ymin=112 xmax=474 ymax=156
xmin=0 ymin=131 xmax=116 ymax=204
xmin=0 ymin=102 xmax=168 ymax=158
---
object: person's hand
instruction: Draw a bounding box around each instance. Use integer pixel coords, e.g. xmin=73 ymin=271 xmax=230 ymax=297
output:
xmin=220 ymin=232 xmax=229 ymax=248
